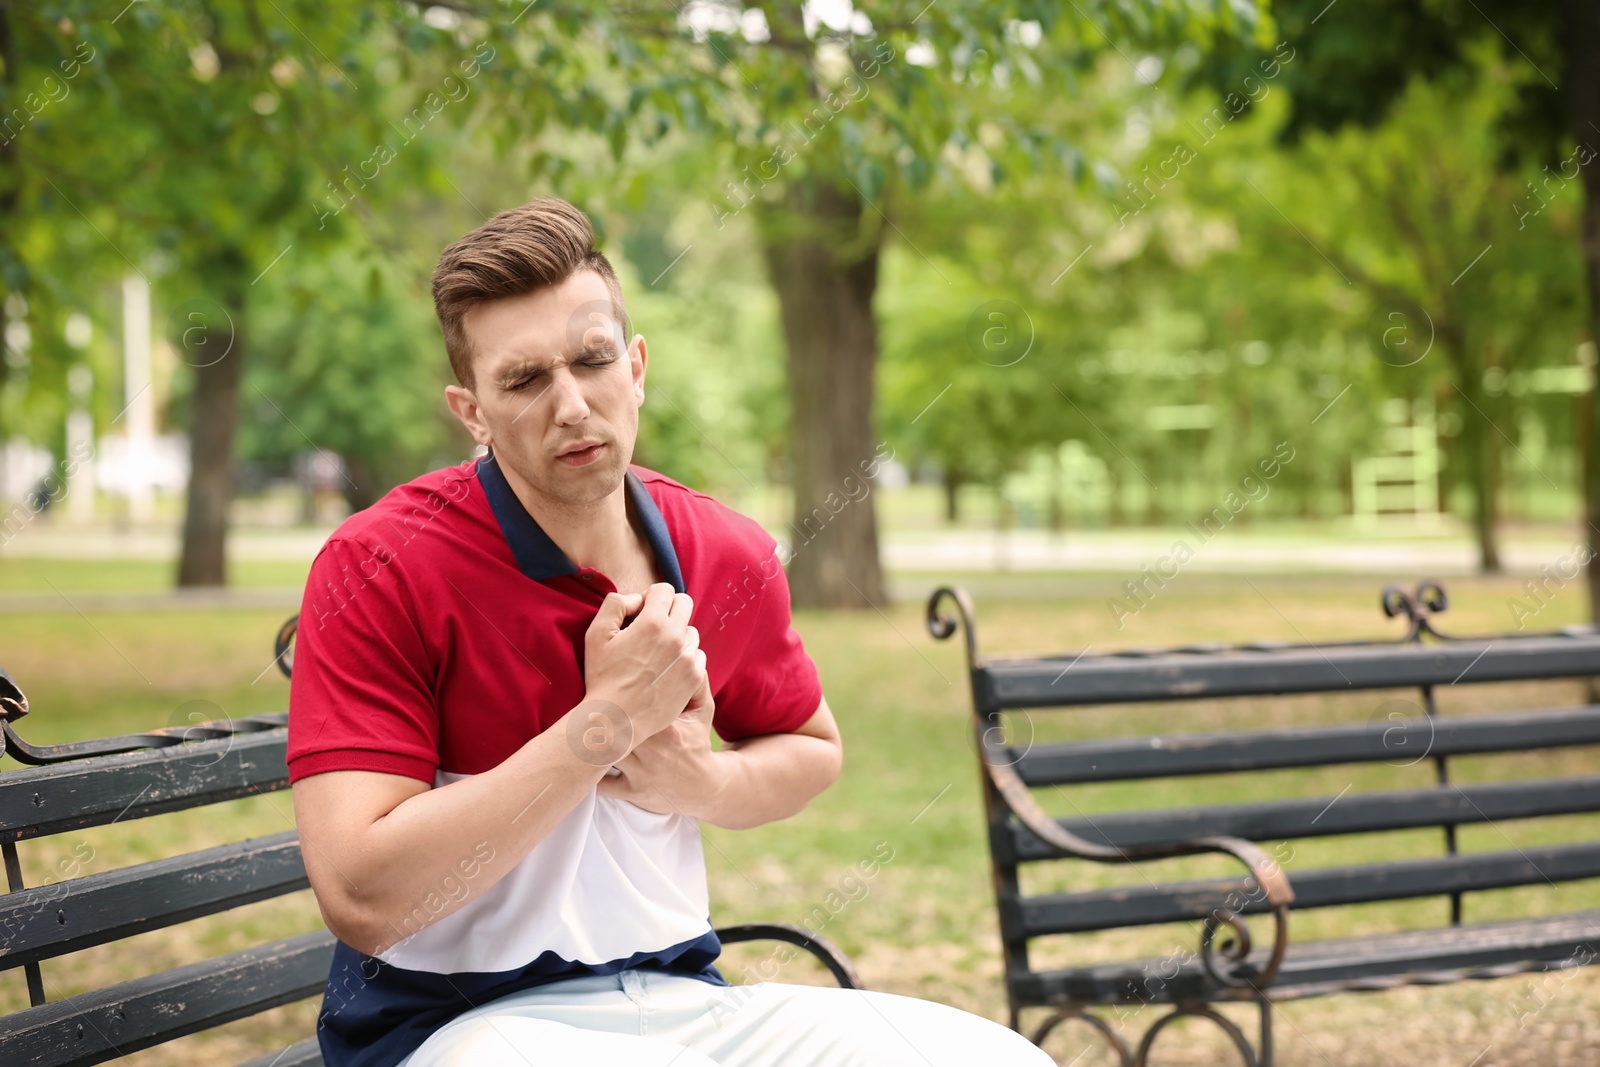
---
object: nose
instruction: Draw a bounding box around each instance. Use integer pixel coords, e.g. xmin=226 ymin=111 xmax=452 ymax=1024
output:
xmin=548 ymin=366 xmax=590 ymax=426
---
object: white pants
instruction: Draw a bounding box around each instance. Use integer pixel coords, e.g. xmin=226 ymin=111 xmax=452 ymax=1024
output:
xmin=396 ymin=969 xmax=1053 ymax=1066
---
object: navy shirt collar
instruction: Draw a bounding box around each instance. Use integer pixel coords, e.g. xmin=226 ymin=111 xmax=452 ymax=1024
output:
xmin=475 ymin=450 xmax=685 ymax=593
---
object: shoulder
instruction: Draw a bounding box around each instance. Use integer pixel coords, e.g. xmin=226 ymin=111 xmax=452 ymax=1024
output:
xmin=319 ymin=459 xmax=482 ymax=559
xmin=631 ymin=464 xmax=779 ymax=563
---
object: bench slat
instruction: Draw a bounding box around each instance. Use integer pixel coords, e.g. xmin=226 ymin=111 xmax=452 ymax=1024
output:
xmin=0 ymin=732 xmax=290 ymax=843
xmin=984 ymin=635 xmax=1600 ymax=709
xmin=1013 ymin=706 xmax=1600 ymax=786
xmin=0 ymin=929 xmax=334 ymax=1067
xmin=0 ymin=832 xmax=307 ymax=969
xmin=1018 ymin=841 xmax=1600 ymax=936
xmin=1009 ymin=776 xmax=1600 ymax=860
xmin=1014 ymin=908 xmax=1600 ymax=1005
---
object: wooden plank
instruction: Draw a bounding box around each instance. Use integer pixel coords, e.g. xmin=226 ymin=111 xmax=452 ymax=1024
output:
xmin=1014 ymin=908 xmax=1600 ymax=1006
xmin=1013 ymin=706 xmax=1600 ymax=786
xmin=0 ymin=930 xmax=335 ymax=1067
xmin=0 ymin=731 xmax=290 ymax=843
xmin=0 ymin=832 xmax=307 ymax=969
xmin=1018 ymin=842 xmax=1600 ymax=936
xmin=982 ymin=634 xmax=1600 ymax=710
xmin=1008 ymin=776 xmax=1600 ymax=861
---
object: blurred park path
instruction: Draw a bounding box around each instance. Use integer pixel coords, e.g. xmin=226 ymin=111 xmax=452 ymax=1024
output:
xmin=0 ymin=520 xmax=1585 ymax=614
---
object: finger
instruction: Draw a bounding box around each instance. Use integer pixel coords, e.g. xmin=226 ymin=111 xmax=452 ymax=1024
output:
xmin=590 ymin=591 xmax=644 ymax=636
xmin=637 ymin=582 xmax=678 ymax=619
xmin=683 ymin=648 xmax=708 ymax=699
xmin=683 ymin=666 xmax=712 ymax=719
xmin=667 ymin=632 xmax=703 ymax=694
xmin=667 ymin=591 xmax=695 ymax=626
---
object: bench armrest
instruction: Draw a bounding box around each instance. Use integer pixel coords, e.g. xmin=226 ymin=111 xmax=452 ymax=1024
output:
xmin=925 ymin=586 xmax=1294 ymax=992
xmin=981 ymin=749 xmax=1294 ymax=990
xmin=713 ymin=922 xmax=862 ymax=989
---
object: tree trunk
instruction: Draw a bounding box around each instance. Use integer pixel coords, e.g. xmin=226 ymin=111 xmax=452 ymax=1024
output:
xmin=1107 ymin=460 xmax=1124 ymax=527
xmin=177 ymin=269 xmax=246 ymax=588
xmin=1476 ymin=414 xmax=1503 ymax=573
xmin=1458 ymin=384 xmax=1503 ymax=573
xmin=1047 ymin=446 xmax=1064 ymax=534
xmin=942 ymin=463 xmax=962 ymax=524
xmin=758 ymin=180 xmax=886 ymax=610
xmin=341 ymin=454 xmax=385 ymax=514
xmin=1564 ymin=0 xmax=1600 ymax=619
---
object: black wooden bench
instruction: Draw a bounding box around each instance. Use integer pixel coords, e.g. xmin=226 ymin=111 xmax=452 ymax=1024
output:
xmin=0 ymin=615 xmax=859 ymax=1066
xmin=927 ymin=580 xmax=1600 ymax=1066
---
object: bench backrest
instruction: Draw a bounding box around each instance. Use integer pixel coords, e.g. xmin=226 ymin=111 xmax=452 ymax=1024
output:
xmin=926 ymin=583 xmax=1600 ymax=1018
xmin=0 ymin=710 xmax=333 ymax=1067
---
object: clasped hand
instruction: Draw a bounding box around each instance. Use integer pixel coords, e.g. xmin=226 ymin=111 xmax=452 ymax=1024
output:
xmin=582 ymin=583 xmax=729 ymax=820
xmin=596 ymin=674 xmax=726 ymax=818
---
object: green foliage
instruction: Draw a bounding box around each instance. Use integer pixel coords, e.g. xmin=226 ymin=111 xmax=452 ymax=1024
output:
xmin=238 ymin=246 xmax=464 ymax=496
xmin=6 ymin=0 xmax=1587 ymax=548
xmin=0 ymin=1 xmax=457 ymax=461
xmin=876 ymin=27 xmax=1584 ymax=531
xmin=1197 ymin=0 xmax=1566 ymax=163
xmin=436 ymin=0 xmax=1273 ymax=247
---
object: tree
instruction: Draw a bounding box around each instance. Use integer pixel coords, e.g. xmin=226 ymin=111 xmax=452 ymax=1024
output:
xmin=4 ymin=2 xmax=444 ymax=585
xmin=241 ymin=247 xmax=467 ymax=512
xmin=447 ymin=0 xmax=1269 ymax=607
xmin=1197 ymin=0 xmax=1600 ymax=588
xmin=1222 ymin=55 xmax=1581 ymax=570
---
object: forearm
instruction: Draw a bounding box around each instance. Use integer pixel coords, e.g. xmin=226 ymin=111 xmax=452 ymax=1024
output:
xmin=697 ymin=731 xmax=841 ymax=830
xmin=308 ymin=705 xmax=609 ymax=955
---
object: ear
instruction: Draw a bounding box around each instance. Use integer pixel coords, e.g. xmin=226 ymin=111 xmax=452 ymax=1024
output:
xmin=630 ymin=334 xmax=648 ymax=405
xmin=445 ymin=384 xmax=494 ymax=447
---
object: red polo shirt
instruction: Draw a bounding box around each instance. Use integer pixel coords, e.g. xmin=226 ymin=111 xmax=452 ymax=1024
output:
xmin=286 ymin=450 xmax=823 ymax=784
xmin=286 ymin=450 xmax=825 ymax=1067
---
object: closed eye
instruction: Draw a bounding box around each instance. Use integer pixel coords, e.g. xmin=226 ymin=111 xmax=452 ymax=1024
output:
xmin=503 ymin=352 xmax=615 ymax=391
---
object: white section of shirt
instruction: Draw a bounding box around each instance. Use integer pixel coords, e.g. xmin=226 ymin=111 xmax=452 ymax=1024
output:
xmin=376 ymin=772 xmax=713 ymax=975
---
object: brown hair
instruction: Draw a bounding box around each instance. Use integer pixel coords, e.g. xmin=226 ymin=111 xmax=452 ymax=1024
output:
xmin=431 ymin=197 xmax=629 ymax=388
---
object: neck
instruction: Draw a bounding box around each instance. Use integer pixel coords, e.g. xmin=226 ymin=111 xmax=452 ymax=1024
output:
xmin=496 ymin=455 xmax=649 ymax=575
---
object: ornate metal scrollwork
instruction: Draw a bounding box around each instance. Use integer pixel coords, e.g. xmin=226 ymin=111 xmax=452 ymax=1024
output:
xmin=926 ymin=585 xmax=980 ymax=670
xmin=1132 ymin=999 xmax=1270 ymax=1067
xmin=1201 ymin=909 xmax=1255 ymax=987
xmin=1199 ymin=907 xmax=1288 ymax=992
xmin=1381 ymin=579 xmax=1452 ymax=642
xmin=276 ymin=613 xmax=300 ymax=678
xmin=1031 ymin=1005 xmax=1134 ymax=1067
xmin=0 ymin=667 xmax=28 ymax=724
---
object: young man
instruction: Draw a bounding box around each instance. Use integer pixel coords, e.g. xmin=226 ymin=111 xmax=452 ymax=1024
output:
xmin=287 ymin=197 xmax=1052 ymax=1066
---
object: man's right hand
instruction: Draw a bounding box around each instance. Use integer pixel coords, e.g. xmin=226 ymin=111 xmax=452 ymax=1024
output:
xmin=579 ymin=583 xmax=706 ymax=759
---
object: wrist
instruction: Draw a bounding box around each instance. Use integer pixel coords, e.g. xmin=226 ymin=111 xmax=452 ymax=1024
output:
xmin=690 ymin=748 xmax=742 ymax=823
xmin=563 ymin=695 xmax=635 ymax=771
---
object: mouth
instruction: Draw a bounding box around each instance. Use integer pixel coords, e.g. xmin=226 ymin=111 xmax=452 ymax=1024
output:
xmin=556 ymin=441 xmax=606 ymax=466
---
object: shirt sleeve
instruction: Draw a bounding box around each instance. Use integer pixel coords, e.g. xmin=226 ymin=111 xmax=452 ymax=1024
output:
xmin=709 ymin=529 xmax=824 ymax=743
xmin=286 ymin=536 xmax=440 ymax=785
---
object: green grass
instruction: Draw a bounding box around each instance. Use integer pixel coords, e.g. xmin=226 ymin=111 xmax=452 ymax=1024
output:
xmin=3 ymin=571 xmax=1599 ymax=1065
xmin=0 ymin=557 xmax=311 ymax=595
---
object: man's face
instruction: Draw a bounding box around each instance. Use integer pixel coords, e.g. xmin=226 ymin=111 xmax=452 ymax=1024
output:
xmin=444 ymin=269 xmax=644 ymax=508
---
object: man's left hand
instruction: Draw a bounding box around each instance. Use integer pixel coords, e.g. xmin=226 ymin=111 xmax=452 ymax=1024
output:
xmin=596 ymin=673 xmax=729 ymax=819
